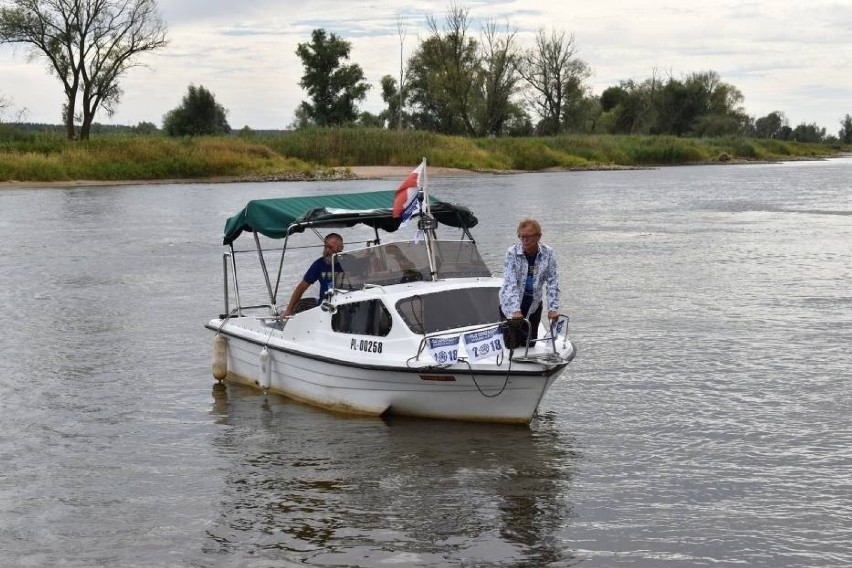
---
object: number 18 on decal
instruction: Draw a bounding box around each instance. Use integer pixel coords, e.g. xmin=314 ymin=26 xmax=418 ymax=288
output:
xmin=463 ymin=326 xmax=504 ymax=362
xmin=427 ymin=335 xmax=460 ymax=365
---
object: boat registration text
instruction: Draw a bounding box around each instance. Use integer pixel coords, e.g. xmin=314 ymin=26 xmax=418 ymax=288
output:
xmin=350 ymin=339 xmax=383 ymax=353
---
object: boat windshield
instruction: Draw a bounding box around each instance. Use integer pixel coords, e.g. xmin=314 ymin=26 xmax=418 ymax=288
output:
xmin=395 ymin=287 xmax=502 ymax=334
xmin=333 ymin=241 xmax=491 ymax=290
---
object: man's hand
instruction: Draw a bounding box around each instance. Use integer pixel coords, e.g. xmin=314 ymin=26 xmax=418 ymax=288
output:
xmin=547 ymin=310 xmax=559 ymax=321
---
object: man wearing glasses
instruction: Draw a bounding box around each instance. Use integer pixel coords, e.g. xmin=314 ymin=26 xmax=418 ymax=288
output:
xmin=499 ymin=219 xmax=561 ymax=348
xmin=280 ymin=233 xmax=344 ymax=317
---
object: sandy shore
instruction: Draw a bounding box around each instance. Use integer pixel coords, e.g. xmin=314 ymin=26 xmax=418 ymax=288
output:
xmin=348 ymin=165 xmax=480 ymax=178
xmin=3 ymin=155 xmax=838 ymax=189
xmin=0 ymin=165 xmax=482 ymax=189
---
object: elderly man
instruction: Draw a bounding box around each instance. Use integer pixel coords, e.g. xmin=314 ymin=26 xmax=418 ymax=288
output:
xmin=499 ymin=219 xmax=561 ymax=347
xmin=280 ymin=232 xmax=344 ymax=316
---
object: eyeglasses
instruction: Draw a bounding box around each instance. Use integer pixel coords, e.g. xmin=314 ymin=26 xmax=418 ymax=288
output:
xmin=518 ymin=233 xmax=540 ymax=241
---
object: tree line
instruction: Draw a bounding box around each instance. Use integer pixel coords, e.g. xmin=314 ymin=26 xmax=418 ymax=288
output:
xmin=290 ymin=6 xmax=852 ymax=144
xmin=2 ymin=1 xmax=851 ymax=144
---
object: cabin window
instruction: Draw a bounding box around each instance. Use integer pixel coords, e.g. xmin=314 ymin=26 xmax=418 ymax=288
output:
xmin=331 ymin=299 xmax=392 ymax=336
xmin=395 ymin=287 xmax=501 ymax=334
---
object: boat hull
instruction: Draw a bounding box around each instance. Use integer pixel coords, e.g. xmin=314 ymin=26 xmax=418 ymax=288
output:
xmin=213 ymin=326 xmax=569 ymax=425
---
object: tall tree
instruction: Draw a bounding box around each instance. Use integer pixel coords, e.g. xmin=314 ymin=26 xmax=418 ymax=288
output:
xmin=480 ymin=19 xmax=522 ymax=137
xmin=839 ymin=114 xmax=852 ymax=144
xmin=162 ymin=84 xmax=230 ymax=136
xmin=754 ymin=111 xmax=787 ymax=139
xmin=599 ymin=85 xmax=628 ymax=113
xmin=790 ymin=122 xmax=825 ymax=143
xmin=379 ymin=74 xmax=403 ymax=129
xmin=652 ymin=71 xmax=747 ymax=136
xmin=561 ymin=90 xmax=600 ymax=133
xmin=519 ymin=28 xmax=590 ymax=135
xmin=653 ymin=77 xmax=703 ymax=136
xmin=406 ymin=36 xmax=460 ymax=134
xmin=607 ymin=77 xmax=659 ymax=135
xmin=407 ymin=4 xmax=482 ymax=136
xmin=295 ymin=28 xmax=370 ymax=127
xmin=0 ymin=0 xmax=167 ymax=140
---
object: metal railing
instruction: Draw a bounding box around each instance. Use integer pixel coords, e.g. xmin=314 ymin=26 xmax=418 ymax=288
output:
xmin=413 ymin=314 xmax=573 ymax=366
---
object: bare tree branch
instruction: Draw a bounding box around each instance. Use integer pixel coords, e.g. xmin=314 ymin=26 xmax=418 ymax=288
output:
xmin=518 ymin=28 xmax=590 ymax=135
xmin=0 ymin=0 xmax=167 ymax=139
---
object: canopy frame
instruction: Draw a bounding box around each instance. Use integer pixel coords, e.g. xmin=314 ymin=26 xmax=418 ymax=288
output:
xmin=220 ymin=190 xmax=479 ymax=313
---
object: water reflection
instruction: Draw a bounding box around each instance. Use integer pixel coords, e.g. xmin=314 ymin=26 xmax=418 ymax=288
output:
xmin=206 ymin=383 xmax=578 ymax=566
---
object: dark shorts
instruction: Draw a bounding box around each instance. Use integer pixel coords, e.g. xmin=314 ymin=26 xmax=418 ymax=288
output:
xmin=501 ymin=301 xmax=543 ymax=349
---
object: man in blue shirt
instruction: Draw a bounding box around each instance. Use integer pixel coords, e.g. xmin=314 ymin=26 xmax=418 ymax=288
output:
xmin=499 ymin=219 xmax=561 ymax=347
xmin=281 ymin=233 xmax=344 ymax=316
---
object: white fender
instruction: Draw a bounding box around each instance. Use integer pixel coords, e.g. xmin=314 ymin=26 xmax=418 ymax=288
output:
xmin=212 ymin=334 xmax=228 ymax=381
xmin=259 ymin=346 xmax=272 ymax=390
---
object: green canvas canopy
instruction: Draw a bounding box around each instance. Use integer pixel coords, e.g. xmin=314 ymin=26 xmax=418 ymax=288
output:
xmin=222 ymin=190 xmax=478 ymax=245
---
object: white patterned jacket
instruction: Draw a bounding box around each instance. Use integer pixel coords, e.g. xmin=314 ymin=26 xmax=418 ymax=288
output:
xmin=498 ymin=242 xmax=561 ymax=317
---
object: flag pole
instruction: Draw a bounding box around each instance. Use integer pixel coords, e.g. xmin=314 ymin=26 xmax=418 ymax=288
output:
xmin=420 ymin=156 xmax=431 ymax=217
xmin=418 ymin=156 xmax=438 ymax=281
xmin=394 ymin=157 xmax=437 ymax=280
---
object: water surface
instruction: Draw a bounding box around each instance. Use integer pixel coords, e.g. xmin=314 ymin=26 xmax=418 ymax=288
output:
xmin=1 ymin=158 xmax=850 ymax=567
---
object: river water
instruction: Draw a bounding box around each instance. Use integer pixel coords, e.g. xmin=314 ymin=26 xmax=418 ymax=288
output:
xmin=1 ymin=158 xmax=850 ymax=567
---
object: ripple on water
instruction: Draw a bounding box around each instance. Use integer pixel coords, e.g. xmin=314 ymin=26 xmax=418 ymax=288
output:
xmin=2 ymin=161 xmax=852 ymax=567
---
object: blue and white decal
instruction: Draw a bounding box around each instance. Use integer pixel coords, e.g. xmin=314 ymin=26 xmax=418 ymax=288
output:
xmin=463 ymin=326 xmax=504 ymax=362
xmin=427 ymin=335 xmax=460 ymax=365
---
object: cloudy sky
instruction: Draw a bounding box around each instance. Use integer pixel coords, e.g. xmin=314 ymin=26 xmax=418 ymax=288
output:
xmin=1 ymin=0 xmax=850 ymax=134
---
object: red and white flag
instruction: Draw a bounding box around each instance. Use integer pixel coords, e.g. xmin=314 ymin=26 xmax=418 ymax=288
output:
xmin=392 ymin=161 xmax=425 ymax=224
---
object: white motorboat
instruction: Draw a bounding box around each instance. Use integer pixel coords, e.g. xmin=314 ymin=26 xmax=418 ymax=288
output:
xmin=206 ymin=164 xmax=577 ymax=424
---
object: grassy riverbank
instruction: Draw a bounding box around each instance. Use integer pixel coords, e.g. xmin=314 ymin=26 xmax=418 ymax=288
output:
xmin=0 ymin=126 xmax=846 ymax=183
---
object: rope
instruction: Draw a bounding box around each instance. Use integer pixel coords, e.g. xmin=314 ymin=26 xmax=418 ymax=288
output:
xmin=465 ymin=351 xmax=513 ymax=398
